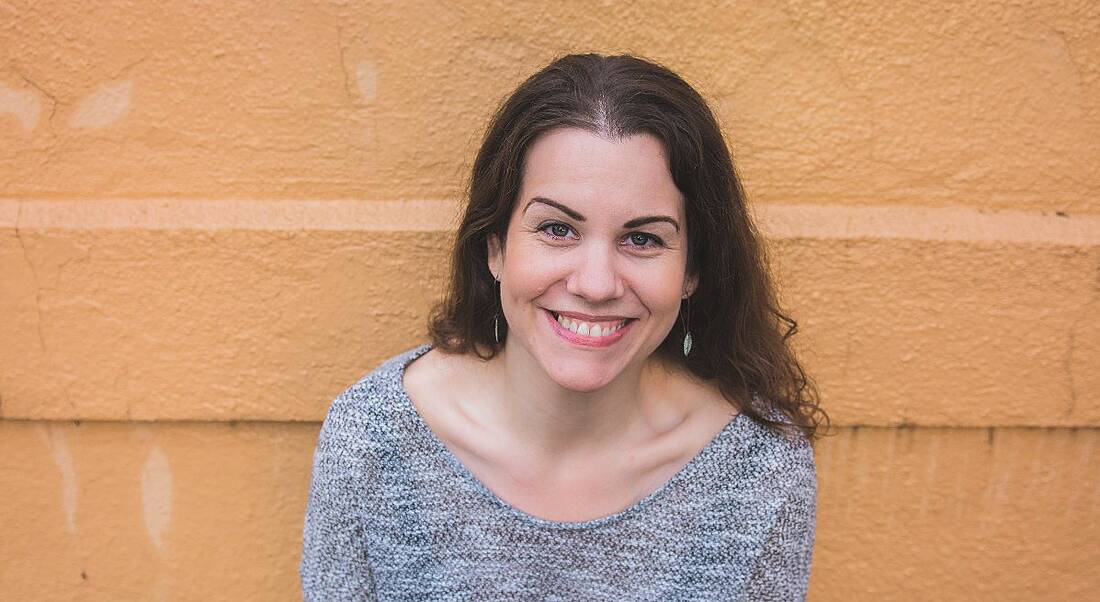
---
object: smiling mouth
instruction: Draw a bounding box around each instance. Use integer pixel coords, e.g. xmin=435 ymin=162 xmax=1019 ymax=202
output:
xmin=547 ymin=310 xmax=635 ymax=338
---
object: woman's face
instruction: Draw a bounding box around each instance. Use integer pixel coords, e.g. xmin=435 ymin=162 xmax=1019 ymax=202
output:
xmin=487 ymin=127 xmax=697 ymax=393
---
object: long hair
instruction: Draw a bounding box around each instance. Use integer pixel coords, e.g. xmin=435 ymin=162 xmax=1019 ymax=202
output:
xmin=428 ymin=53 xmax=829 ymax=443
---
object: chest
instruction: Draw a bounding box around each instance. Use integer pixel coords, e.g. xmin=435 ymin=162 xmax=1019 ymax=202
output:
xmin=435 ymin=401 xmax=736 ymax=523
xmin=451 ymin=444 xmax=688 ymax=523
xmin=402 ymin=349 xmax=739 ymax=523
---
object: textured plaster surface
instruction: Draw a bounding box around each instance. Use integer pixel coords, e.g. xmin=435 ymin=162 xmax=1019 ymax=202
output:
xmin=0 ymin=1 xmax=1097 ymax=211
xmin=0 ymin=421 xmax=312 ymax=601
xmin=1 ymin=200 xmax=1097 ymax=425
xmin=0 ymin=422 xmax=1096 ymax=601
xmin=1 ymin=224 xmax=452 ymax=421
xmin=812 ymin=426 xmax=1100 ymax=601
xmin=1 ymin=1 xmax=1098 ymax=600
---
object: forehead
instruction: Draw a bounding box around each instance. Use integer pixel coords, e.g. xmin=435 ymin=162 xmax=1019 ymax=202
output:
xmin=515 ymin=127 xmax=684 ymax=220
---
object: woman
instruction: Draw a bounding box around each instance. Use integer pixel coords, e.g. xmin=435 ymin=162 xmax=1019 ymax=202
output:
xmin=301 ymin=53 xmax=828 ymax=601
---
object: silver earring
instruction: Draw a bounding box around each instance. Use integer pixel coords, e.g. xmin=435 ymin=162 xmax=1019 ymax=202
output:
xmin=494 ymin=277 xmax=502 ymax=344
xmin=680 ymin=297 xmax=692 ymax=357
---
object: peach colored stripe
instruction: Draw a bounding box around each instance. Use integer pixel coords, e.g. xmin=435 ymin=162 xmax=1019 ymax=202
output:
xmin=750 ymin=203 xmax=1100 ymax=246
xmin=0 ymin=199 xmax=462 ymax=232
xmin=1 ymin=199 xmax=1098 ymax=245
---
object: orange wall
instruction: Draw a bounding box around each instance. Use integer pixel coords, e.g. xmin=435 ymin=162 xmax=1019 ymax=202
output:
xmin=2 ymin=1 xmax=1098 ymax=600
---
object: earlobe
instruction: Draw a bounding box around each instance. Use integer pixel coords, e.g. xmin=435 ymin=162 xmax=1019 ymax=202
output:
xmin=684 ymin=272 xmax=699 ymax=298
xmin=487 ymin=234 xmax=502 ymax=281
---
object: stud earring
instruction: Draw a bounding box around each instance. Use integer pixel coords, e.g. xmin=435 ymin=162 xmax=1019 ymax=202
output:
xmin=680 ymin=296 xmax=692 ymax=357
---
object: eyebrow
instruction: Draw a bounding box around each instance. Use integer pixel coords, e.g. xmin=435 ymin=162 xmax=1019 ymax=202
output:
xmin=522 ymin=196 xmax=681 ymax=232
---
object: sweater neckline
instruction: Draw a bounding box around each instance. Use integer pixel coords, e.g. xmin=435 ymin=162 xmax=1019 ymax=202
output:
xmin=393 ymin=342 xmax=748 ymax=530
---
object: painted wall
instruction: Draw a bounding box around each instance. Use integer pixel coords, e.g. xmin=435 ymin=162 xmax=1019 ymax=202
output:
xmin=2 ymin=1 xmax=1097 ymax=600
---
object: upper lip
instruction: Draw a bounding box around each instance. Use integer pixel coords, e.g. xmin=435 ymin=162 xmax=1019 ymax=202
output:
xmin=549 ymin=309 xmax=635 ymax=322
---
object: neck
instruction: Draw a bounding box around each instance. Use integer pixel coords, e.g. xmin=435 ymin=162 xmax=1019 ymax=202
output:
xmin=486 ymin=340 xmax=686 ymax=464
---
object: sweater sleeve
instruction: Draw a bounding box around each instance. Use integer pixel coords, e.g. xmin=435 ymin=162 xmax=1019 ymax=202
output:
xmin=299 ymin=387 xmax=378 ymax=602
xmin=743 ymin=438 xmax=818 ymax=602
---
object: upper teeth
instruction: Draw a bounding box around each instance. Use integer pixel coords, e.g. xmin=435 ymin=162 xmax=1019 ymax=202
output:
xmin=556 ymin=314 xmax=627 ymax=337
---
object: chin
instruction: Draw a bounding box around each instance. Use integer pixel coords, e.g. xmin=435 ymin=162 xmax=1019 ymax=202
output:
xmin=542 ymin=356 xmax=622 ymax=393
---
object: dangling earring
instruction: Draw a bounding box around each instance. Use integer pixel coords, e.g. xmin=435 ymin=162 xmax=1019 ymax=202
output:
xmin=493 ymin=277 xmax=502 ymax=345
xmin=680 ymin=296 xmax=692 ymax=357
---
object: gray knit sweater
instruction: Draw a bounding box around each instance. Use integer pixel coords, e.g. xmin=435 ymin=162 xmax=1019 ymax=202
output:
xmin=300 ymin=343 xmax=817 ymax=601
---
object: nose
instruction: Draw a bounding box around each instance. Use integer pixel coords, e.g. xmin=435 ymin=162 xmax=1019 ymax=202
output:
xmin=565 ymin=242 xmax=625 ymax=302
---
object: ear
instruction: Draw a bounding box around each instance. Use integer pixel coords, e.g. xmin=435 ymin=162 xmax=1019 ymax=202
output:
xmin=683 ymin=271 xmax=699 ymax=299
xmin=487 ymin=233 xmax=503 ymax=281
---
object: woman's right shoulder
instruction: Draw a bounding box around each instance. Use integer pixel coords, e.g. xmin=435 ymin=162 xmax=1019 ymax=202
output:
xmin=338 ymin=343 xmax=432 ymax=399
xmin=400 ymin=343 xmax=481 ymax=400
xmin=318 ymin=343 xmax=434 ymax=440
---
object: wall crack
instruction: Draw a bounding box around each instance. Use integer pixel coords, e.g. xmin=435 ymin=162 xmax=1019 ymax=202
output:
xmin=336 ymin=25 xmax=356 ymax=104
xmin=13 ymin=68 xmax=59 ymax=128
xmin=1064 ymin=256 xmax=1100 ymax=417
xmin=14 ymin=201 xmax=46 ymax=352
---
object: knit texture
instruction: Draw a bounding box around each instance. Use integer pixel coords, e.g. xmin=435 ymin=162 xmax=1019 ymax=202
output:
xmin=300 ymin=343 xmax=817 ymax=601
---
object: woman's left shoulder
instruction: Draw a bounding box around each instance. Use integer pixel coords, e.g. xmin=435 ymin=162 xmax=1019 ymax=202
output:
xmin=735 ymin=395 xmax=817 ymax=487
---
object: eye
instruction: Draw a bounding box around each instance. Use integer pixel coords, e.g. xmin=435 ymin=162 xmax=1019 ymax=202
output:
xmin=624 ymin=232 xmax=665 ymax=249
xmin=538 ymin=221 xmax=576 ymax=240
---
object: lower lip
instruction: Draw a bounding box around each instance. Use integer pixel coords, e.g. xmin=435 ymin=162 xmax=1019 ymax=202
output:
xmin=544 ymin=309 xmax=633 ymax=348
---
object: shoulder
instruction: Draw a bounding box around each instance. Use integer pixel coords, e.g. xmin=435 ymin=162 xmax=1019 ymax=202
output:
xmin=738 ymin=406 xmax=818 ymax=601
xmin=401 ymin=344 xmax=498 ymax=425
xmin=334 ymin=343 xmax=430 ymax=406
xmin=401 ymin=343 xmax=489 ymax=393
xmin=736 ymin=394 xmax=817 ymax=500
xmin=317 ymin=343 xmax=432 ymax=449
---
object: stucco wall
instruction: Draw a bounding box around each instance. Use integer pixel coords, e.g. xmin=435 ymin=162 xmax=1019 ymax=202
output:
xmin=2 ymin=1 xmax=1097 ymax=600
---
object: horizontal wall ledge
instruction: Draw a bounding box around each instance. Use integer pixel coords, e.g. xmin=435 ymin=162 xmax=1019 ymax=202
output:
xmin=0 ymin=199 xmax=463 ymax=233
xmin=2 ymin=198 xmax=1099 ymax=245
xmin=5 ymin=419 xmax=1100 ymax=433
xmin=1 ymin=199 xmax=1097 ymax=425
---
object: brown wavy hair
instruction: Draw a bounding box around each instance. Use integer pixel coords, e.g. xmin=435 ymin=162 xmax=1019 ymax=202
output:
xmin=428 ymin=53 xmax=829 ymax=444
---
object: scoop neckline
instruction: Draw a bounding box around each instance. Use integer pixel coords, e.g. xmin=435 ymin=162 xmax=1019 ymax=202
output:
xmin=393 ymin=342 xmax=748 ymax=530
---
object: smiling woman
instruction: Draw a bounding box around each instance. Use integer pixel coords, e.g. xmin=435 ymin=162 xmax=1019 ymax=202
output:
xmin=486 ymin=129 xmax=695 ymax=394
xmin=301 ymin=54 xmax=829 ymax=602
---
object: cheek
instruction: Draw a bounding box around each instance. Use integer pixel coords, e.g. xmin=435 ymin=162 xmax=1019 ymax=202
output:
xmin=501 ymin=242 xmax=560 ymax=300
xmin=631 ymin=264 xmax=688 ymax=314
xmin=642 ymin=285 xmax=685 ymax=315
